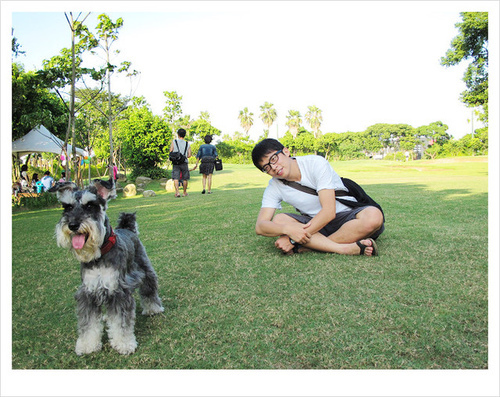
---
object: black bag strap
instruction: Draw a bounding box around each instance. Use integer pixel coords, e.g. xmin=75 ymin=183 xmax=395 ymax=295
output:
xmin=174 ymin=140 xmax=188 ymax=156
xmin=279 ymin=177 xmax=384 ymax=220
xmin=279 ymin=179 xmax=350 ymax=197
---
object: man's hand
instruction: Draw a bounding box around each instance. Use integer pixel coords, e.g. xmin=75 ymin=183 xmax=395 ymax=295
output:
xmin=284 ymin=222 xmax=312 ymax=245
xmin=275 ymin=235 xmax=295 ymax=254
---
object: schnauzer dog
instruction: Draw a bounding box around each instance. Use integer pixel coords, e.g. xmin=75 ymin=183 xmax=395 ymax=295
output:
xmin=49 ymin=179 xmax=164 ymax=355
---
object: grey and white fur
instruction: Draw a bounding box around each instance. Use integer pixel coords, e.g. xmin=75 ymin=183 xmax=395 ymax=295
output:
xmin=49 ymin=179 xmax=164 ymax=355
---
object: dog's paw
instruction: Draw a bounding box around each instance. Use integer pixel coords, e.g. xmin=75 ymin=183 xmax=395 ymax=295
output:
xmin=142 ymin=303 xmax=165 ymax=316
xmin=75 ymin=337 xmax=102 ymax=355
xmin=141 ymin=296 xmax=165 ymax=316
xmin=110 ymin=336 xmax=138 ymax=355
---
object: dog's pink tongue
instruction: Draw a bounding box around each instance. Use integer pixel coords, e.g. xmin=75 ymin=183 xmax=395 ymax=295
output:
xmin=72 ymin=234 xmax=86 ymax=250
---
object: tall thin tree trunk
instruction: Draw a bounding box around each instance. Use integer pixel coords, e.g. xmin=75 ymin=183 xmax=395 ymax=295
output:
xmin=66 ymin=14 xmax=77 ymax=183
xmin=106 ymin=36 xmax=114 ymax=183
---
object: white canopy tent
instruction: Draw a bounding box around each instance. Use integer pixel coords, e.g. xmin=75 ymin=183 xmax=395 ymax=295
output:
xmin=12 ymin=125 xmax=86 ymax=157
xmin=11 ymin=125 xmax=96 ymax=185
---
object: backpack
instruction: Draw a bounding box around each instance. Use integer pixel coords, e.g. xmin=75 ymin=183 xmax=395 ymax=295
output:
xmin=280 ymin=177 xmax=385 ymax=220
xmin=169 ymin=140 xmax=188 ymax=165
xmin=336 ymin=178 xmax=384 ymax=220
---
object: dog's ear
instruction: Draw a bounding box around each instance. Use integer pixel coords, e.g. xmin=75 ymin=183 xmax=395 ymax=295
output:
xmin=93 ymin=178 xmax=117 ymax=201
xmin=48 ymin=182 xmax=79 ymax=201
xmin=48 ymin=182 xmax=78 ymax=194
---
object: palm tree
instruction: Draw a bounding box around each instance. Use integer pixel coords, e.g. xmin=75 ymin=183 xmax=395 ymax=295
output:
xmin=305 ymin=105 xmax=323 ymax=138
xmin=238 ymin=107 xmax=254 ymax=136
xmin=286 ymin=110 xmax=302 ymax=139
xmin=259 ymin=102 xmax=278 ymax=138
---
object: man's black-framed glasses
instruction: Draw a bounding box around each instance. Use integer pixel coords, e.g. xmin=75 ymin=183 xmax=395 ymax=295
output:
xmin=261 ymin=149 xmax=284 ymax=173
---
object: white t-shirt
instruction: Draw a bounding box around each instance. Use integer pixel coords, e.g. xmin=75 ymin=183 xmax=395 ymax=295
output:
xmin=261 ymin=155 xmax=357 ymax=216
xmin=41 ymin=175 xmax=54 ymax=191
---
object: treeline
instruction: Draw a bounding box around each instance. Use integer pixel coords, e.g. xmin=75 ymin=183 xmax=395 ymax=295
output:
xmin=217 ymin=122 xmax=488 ymax=164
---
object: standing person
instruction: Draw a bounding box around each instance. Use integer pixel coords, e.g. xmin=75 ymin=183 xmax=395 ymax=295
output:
xmin=41 ymin=171 xmax=55 ymax=192
xmin=113 ymin=163 xmax=118 ymax=184
xmin=170 ymin=128 xmax=192 ymax=197
xmin=252 ymin=139 xmax=384 ymax=256
xmin=191 ymin=135 xmax=218 ymax=194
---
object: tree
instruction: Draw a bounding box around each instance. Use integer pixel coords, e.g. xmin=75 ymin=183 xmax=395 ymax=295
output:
xmin=295 ymin=131 xmax=316 ymax=154
xmin=199 ymin=111 xmax=210 ymax=122
xmin=416 ymin=121 xmax=451 ymax=145
xmin=75 ymin=88 xmax=129 ymax=169
xmin=259 ymin=102 xmax=277 ymax=138
xmin=163 ymin=91 xmax=183 ymax=130
xmin=218 ymin=134 xmax=255 ymax=163
xmin=359 ymin=130 xmax=383 ymax=155
xmin=190 ymin=119 xmax=221 ymax=141
xmin=399 ymin=136 xmax=418 ymax=152
xmin=177 ymin=114 xmax=194 ymax=132
xmin=93 ymin=13 xmax=138 ymax=182
xmin=11 ymin=31 xmax=25 ymax=59
xmin=40 ymin=12 xmax=100 ymax=182
xmin=285 ymin=110 xmax=302 ymax=139
xmin=337 ymin=132 xmax=365 ymax=160
xmin=317 ymin=133 xmax=341 ymax=160
xmin=119 ymin=99 xmax=172 ymax=179
xmin=12 ymin=63 xmax=67 ymax=141
xmin=425 ymin=143 xmax=441 ymax=160
xmin=305 ymin=105 xmax=323 ymax=138
xmin=441 ymin=12 xmax=488 ymax=124
xmin=365 ymin=123 xmax=415 ymax=149
xmin=238 ymin=107 xmax=254 ymax=136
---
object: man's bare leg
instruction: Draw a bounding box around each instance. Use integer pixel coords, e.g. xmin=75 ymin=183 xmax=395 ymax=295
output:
xmin=174 ymin=179 xmax=180 ymax=196
xmin=273 ymin=213 xmax=376 ymax=256
xmin=328 ymin=207 xmax=384 ymax=244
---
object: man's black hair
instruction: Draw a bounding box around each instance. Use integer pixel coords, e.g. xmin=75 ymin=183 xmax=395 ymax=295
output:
xmin=204 ymin=135 xmax=212 ymax=144
xmin=251 ymin=138 xmax=284 ymax=170
xmin=177 ymin=128 xmax=187 ymax=138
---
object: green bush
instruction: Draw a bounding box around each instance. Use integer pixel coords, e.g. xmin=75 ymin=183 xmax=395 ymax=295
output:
xmin=12 ymin=192 xmax=60 ymax=211
xmin=129 ymin=166 xmax=170 ymax=181
xmin=385 ymin=152 xmax=407 ymax=161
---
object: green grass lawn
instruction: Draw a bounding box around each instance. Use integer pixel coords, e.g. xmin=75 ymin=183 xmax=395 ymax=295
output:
xmin=10 ymin=157 xmax=489 ymax=369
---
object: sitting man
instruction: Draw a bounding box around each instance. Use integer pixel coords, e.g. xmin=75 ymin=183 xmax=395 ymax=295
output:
xmin=41 ymin=171 xmax=55 ymax=192
xmin=252 ymin=139 xmax=384 ymax=256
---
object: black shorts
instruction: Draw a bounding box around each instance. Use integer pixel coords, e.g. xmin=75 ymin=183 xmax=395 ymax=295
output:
xmin=172 ymin=163 xmax=190 ymax=181
xmin=285 ymin=206 xmax=385 ymax=240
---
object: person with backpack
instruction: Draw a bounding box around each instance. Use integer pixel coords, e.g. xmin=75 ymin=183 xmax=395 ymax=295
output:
xmin=251 ymin=139 xmax=384 ymax=256
xmin=169 ymin=128 xmax=192 ymax=197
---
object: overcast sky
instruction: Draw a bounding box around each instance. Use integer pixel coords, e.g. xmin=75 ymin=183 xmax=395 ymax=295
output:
xmin=6 ymin=1 xmax=496 ymax=140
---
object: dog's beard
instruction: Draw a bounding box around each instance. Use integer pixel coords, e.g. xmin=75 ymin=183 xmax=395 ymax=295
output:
xmin=56 ymin=216 xmax=107 ymax=263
